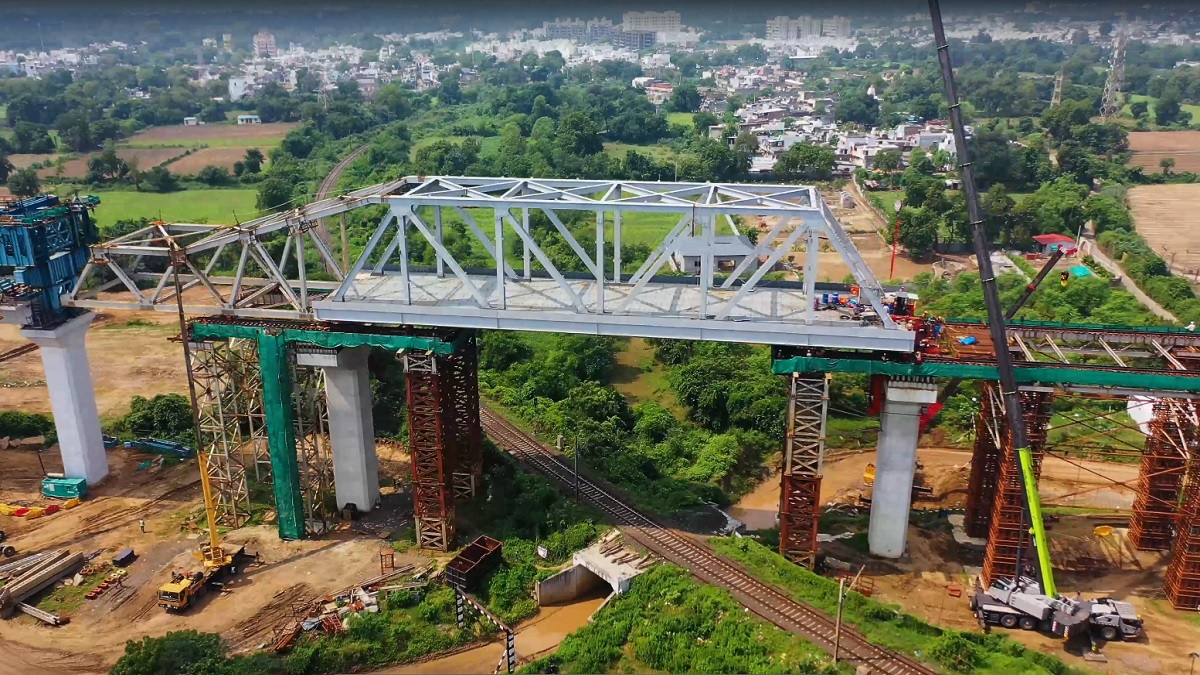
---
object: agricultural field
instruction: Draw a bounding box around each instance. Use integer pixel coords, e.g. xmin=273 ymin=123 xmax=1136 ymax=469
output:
xmin=1128 ymin=183 xmax=1200 ymax=276
xmin=602 ymin=141 xmax=684 ymax=163
xmin=40 ymin=148 xmax=188 ymax=179
xmin=1128 ymin=130 xmax=1200 ymax=173
xmin=77 ymin=189 xmax=260 ymax=230
xmin=1123 ymin=94 xmax=1200 ymax=129
xmin=117 ymin=122 xmax=300 ymax=149
xmin=7 ymin=153 xmax=56 ymax=169
xmin=167 ymin=147 xmax=265 ymax=174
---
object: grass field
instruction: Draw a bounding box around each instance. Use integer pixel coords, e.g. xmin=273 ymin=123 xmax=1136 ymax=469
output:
xmin=1123 ymin=94 xmax=1200 ymax=127
xmin=602 ymin=142 xmax=685 ymax=163
xmin=410 ymin=134 xmax=502 ymax=159
xmin=667 ymin=112 xmax=695 ymax=127
xmin=82 ymin=189 xmax=260 ymax=230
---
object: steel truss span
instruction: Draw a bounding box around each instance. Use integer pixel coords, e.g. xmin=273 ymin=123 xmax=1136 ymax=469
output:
xmin=67 ymin=176 xmax=914 ymax=353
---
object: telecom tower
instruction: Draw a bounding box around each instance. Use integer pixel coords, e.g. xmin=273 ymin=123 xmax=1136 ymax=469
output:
xmin=1100 ymin=25 xmax=1128 ymax=120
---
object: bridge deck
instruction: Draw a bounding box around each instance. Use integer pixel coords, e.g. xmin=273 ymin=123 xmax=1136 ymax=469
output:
xmin=313 ymin=272 xmax=915 ymax=350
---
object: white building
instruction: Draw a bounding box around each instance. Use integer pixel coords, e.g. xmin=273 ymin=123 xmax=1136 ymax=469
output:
xmin=622 ymin=11 xmax=681 ymax=33
xmin=766 ymin=15 xmax=823 ymax=41
xmin=228 ymin=75 xmax=254 ymax=100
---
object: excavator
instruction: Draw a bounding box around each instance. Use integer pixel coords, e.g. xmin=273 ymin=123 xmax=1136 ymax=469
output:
xmin=157 ymin=448 xmax=244 ymax=611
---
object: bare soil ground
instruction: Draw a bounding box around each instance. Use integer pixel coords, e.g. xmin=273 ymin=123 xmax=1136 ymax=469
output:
xmin=122 ymin=123 xmax=299 ymax=145
xmin=754 ymin=216 xmax=935 ymax=283
xmin=7 ymin=153 xmax=56 ymax=169
xmin=1128 ymin=183 xmax=1200 ymax=279
xmin=167 ymin=147 xmax=264 ymax=174
xmin=1128 ymin=131 xmax=1200 ymax=173
xmin=37 ymin=148 xmax=188 ymax=179
xmin=729 ymin=445 xmax=1198 ymax=674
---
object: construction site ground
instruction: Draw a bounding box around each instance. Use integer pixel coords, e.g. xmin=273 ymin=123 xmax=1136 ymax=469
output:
xmin=727 ymin=446 xmax=1200 ymax=675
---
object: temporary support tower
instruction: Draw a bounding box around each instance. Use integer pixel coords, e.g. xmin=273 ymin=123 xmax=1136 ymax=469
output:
xmin=403 ymin=349 xmax=455 ymax=551
xmin=778 ymin=373 xmax=830 ymax=567
xmin=292 ymin=349 xmax=334 ymax=532
xmin=1130 ymin=400 xmax=1192 ymax=551
xmin=187 ymin=339 xmax=257 ymax=527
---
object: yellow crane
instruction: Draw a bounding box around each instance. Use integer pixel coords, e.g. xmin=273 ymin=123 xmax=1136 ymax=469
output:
xmin=157 ymin=450 xmax=242 ymax=611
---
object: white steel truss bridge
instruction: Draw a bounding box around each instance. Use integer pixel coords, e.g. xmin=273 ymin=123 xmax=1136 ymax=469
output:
xmin=67 ymin=176 xmax=915 ymax=352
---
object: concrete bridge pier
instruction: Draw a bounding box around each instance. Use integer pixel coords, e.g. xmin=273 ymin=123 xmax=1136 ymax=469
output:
xmin=297 ymin=346 xmax=380 ymax=514
xmin=868 ymin=378 xmax=937 ymax=558
xmin=20 ymin=312 xmax=108 ymax=485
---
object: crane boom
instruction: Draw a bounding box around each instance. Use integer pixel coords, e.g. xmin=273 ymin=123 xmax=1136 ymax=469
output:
xmin=926 ymin=0 xmax=1056 ymax=596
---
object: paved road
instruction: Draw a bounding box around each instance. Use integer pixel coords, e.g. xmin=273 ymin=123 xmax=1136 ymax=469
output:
xmin=314 ymin=143 xmax=370 ymax=275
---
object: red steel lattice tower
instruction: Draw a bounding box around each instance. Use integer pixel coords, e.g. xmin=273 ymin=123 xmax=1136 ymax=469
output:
xmin=1130 ymin=400 xmax=1191 ymax=551
xmin=403 ymin=349 xmax=454 ymax=551
xmin=1165 ymin=427 xmax=1200 ymax=609
xmin=981 ymin=389 xmax=1052 ymax=584
xmin=445 ymin=332 xmax=483 ymax=499
xmin=964 ymin=382 xmax=1003 ymax=539
xmin=778 ymin=373 xmax=829 ymax=568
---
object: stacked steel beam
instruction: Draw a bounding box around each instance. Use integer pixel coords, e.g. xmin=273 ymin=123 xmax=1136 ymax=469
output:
xmin=1130 ymin=400 xmax=1190 ymax=551
xmin=964 ymin=382 xmax=1002 ymax=538
xmin=778 ymin=373 xmax=829 ymax=568
xmin=981 ymin=389 xmax=1052 ymax=584
xmin=1165 ymin=417 xmax=1200 ymax=609
xmin=404 ymin=350 xmax=454 ymax=551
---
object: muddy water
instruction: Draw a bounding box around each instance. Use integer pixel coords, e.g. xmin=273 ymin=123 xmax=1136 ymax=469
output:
xmin=380 ymin=591 xmax=609 ymax=674
xmin=728 ymin=477 xmax=780 ymax=531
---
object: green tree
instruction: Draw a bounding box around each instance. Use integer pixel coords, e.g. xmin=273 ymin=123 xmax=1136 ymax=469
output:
xmin=873 ymin=148 xmax=903 ymax=172
xmin=115 ymin=394 xmax=194 ymax=443
xmin=897 ymin=205 xmax=938 ymax=258
xmin=1160 ymin=157 xmax=1176 ymax=175
xmin=242 ymin=148 xmax=265 ymax=174
xmin=1130 ymin=100 xmax=1149 ymax=119
xmin=982 ymin=184 xmax=1016 ymax=244
xmin=908 ymin=147 xmax=935 ymax=174
xmin=110 ymin=631 xmax=227 ymax=675
xmin=1156 ymin=90 xmax=1191 ymax=127
xmin=670 ymin=84 xmax=701 ymax=112
xmin=55 ymin=110 xmax=92 ymax=153
xmin=196 ymin=165 xmax=231 ymax=186
xmin=256 ymin=177 xmax=294 ymax=213
xmin=142 ymin=166 xmax=179 ymax=193
xmin=0 ymin=151 xmax=12 ymax=184
xmin=8 ymin=167 xmax=40 ymax=197
xmin=555 ymin=111 xmax=603 ymax=156
xmin=773 ymin=142 xmax=835 ymax=181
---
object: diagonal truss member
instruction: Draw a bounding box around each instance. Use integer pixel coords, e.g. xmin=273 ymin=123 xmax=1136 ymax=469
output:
xmin=778 ymin=373 xmax=830 ymax=568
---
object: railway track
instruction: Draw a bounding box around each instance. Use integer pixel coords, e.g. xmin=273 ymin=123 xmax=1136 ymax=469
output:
xmin=0 ymin=343 xmax=37 ymax=363
xmin=480 ymin=408 xmax=937 ymax=675
xmin=314 ymin=143 xmax=370 ymax=275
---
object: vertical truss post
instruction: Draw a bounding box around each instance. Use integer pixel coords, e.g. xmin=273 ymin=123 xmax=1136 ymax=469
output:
xmin=965 ymin=383 xmax=1003 ymax=538
xmin=613 ymin=210 xmax=622 ymax=283
xmin=595 ymin=210 xmax=605 ymax=315
xmin=445 ymin=332 xmax=483 ymax=499
xmin=258 ymin=332 xmax=307 ymax=540
xmin=522 ymin=208 xmax=531 ymax=280
xmin=494 ymin=212 xmax=506 ymax=310
xmin=1165 ymin=400 xmax=1200 ymax=609
xmin=982 ymin=390 xmax=1052 ymax=585
xmin=291 ymin=349 xmax=335 ymax=534
xmin=778 ymin=372 xmax=830 ymax=568
xmin=186 ymin=339 xmax=252 ymax=528
xmin=1131 ymin=400 xmax=1191 ymax=551
xmin=435 ymin=206 xmax=445 ymax=278
xmin=403 ymin=349 xmax=454 ymax=551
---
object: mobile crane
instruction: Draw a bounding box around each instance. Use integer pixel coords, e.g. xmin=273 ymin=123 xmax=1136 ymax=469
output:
xmin=925 ymin=0 xmax=1143 ymax=641
xmin=157 ymin=448 xmax=244 ymax=611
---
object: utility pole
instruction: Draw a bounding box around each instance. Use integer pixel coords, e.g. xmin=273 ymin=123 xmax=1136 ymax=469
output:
xmin=833 ymin=577 xmax=846 ymax=664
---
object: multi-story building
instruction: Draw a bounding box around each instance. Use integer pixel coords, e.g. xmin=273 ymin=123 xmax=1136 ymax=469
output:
xmin=622 ymin=11 xmax=681 ymax=34
xmin=222 ymin=33 xmax=233 ymax=52
xmin=543 ymin=18 xmax=588 ymax=40
xmin=588 ymin=18 xmax=618 ymax=41
xmin=616 ymin=30 xmax=657 ymax=50
xmin=252 ymin=31 xmax=278 ymax=58
xmin=765 ymin=15 xmax=822 ymax=41
xmin=823 ymin=16 xmax=853 ymax=39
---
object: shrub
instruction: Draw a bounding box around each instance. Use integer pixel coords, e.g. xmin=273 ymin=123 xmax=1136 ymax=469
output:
xmin=0 ymin=410 xmax=55 ymax=440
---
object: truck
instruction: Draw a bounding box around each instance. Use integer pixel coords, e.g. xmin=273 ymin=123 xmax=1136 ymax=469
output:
xmin=157 ymin=544 xmax=245 ymax=611
xmin=969 ymin=577 xmax=1142 ymax=641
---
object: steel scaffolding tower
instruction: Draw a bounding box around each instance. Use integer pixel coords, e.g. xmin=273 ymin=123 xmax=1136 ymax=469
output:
xmin=291 ymin=349 xmax=334 ymax=533
xmin=965 ymin=382 xmax=1003 ymax=539
xmin=1165 ymin=434 xmax=1200 ymax=609
xmin=445 ymin=332 xmax=483 ymax=499
xmin=981 ymin=389 xmax=1052 ymax=584
xmin=187 ymin=339 xmax=255 ymax=527
xmin=1130 ymin=400 xmax=1192 ymax=551
xmin=778 ymin=373 xmax=829 ymax=568
xmin=404 ymin=349 xmax=455 ymax=551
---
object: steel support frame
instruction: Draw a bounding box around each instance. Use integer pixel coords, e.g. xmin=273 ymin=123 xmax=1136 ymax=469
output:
xmin=291 ymin=349 xmax=335 ymax=534
xmin=981 ymin=388 xmax=1053 ymax=584
xmin=186 ymin=339 xmax=254 ymax=527
xmin=1165 ymin=423 xmax=1200 ymax=609
xmin=1128 ymin=397 xmax=1195 ymax=552
xmin=444 ymin=332 xmax=483 ymax=498
xmin=964 ymin=382 xmax=1003 ymax=539
xmin=778 ymin=373 xmax=830 ymax=568
xmin=403 ymin=350 xmax=455 ymax=551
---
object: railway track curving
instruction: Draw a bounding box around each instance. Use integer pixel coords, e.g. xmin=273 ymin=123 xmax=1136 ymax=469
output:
xmin=480 ymin=408 xmax=938 ymax=675
xmin=314 ymin=143 xmax=370 ymax=275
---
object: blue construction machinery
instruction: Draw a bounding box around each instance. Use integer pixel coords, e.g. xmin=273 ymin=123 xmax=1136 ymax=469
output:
xmin=0 ymin=194 xmax=101 ymax=329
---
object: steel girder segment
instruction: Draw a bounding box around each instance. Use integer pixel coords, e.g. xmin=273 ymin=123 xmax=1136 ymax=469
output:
xmin=1130 ymin=400 xmax=1193 ymax=551
xmin=404 ymin=350 xmax=454 ymax=551
xmin=778 ymin=373 xmax=829 ymax=568
xmin=981 ymin=390 xmax=1052 ymax=585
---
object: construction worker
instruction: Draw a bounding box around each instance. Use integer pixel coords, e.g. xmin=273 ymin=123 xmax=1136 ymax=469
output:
xmin=139 ymin=519 xmax=146 ymax=534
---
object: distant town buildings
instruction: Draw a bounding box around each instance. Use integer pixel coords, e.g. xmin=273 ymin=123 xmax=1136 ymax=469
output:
xmin=227 ymin=75 xmax=253 ymax=100
xmin=543 ymin=17 xmax=617 ymax=42
xmin=622 ymin=11 xmax=681 ymax=34
xmin=616 ymin=30 xmax=657 ymax=50
xmin=222 ymin=33 xmax=233 ymax=52
xmin=253 ymin=31 xmax=278 ymax=58
xmin=766 ymin=15 xmax=852 ymax=42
